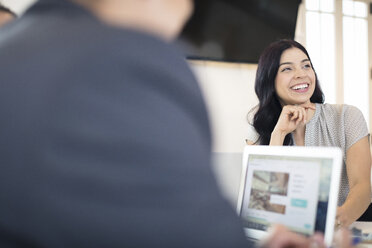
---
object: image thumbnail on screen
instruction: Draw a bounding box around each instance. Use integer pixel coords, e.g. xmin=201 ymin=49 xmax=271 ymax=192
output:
xmin=248 ymin=171 xmax=289 ymax=214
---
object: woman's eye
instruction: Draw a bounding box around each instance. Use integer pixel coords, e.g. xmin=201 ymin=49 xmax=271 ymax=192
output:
xmin=303 ymin=64 xmax=312 ymax=69
xmin=281 ymin=67 xmax=291 ymax=72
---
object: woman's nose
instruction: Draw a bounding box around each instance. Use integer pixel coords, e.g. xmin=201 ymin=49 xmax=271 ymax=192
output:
xmin=294 ymin=68 xmax=306 ymax=78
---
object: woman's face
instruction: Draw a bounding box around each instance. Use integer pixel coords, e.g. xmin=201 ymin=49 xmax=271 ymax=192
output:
xmin=274 ymin=47 xmax=316 ymax=106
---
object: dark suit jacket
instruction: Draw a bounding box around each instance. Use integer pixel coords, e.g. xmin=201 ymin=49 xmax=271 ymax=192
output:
xmin=0 ymin=0 xmax=248 ymax=247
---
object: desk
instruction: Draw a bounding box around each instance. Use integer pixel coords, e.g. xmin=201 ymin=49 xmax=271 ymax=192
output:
xmin=351 ymin=222 xmax=372 ymax=247
xmin=352 ymin=222 xmax=372 ymax=233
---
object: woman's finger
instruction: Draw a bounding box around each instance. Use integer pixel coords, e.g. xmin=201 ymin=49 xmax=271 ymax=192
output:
xmin=291 ymin=109 xmax=299 ymax=121
xmin=298 ymin=109 xmax=303 ymax=122
xmin=302 ymin=107 xmax=307 ymax=123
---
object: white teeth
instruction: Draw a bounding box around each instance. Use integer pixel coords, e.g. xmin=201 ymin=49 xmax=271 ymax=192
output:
xmin=292 ymin=84 xmax=308 ymax=90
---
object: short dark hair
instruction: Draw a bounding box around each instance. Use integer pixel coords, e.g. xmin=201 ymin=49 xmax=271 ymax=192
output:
xmin=0 ymin=4 xmax=16 ymax=17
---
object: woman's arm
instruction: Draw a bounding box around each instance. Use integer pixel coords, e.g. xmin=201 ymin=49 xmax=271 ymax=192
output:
xmin=337 ymin=136 xmax=371 ymax=226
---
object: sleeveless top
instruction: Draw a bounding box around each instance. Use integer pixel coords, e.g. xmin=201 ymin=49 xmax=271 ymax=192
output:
xmin=246 ymin=103 xmax=369 ymax=205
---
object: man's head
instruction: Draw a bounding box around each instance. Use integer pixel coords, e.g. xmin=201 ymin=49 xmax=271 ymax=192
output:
xmin=73 ymin=0 xmax=193 ymax=41
xmin=0 ymin=4 xmax=15 ymax=27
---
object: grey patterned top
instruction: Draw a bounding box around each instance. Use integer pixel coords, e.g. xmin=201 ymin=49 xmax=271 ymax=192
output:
xmin=246 ymin=103 xmax=369 ymax=205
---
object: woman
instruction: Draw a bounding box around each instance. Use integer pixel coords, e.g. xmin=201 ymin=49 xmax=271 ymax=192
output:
xmin=246 ymin=39 xmax=371 ymax=227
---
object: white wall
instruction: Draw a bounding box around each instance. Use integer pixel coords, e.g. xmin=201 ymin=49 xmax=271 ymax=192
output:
xmin=189 ymin=60 xmax=258 ymax=153
xmin=189 ymin=60 xmax=258 ymax=205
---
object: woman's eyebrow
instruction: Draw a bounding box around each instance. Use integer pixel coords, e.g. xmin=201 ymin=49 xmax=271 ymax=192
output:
xmin=279 ymin=59 xmax=310 ymax=67
xmin=279 ymin=62 xmax=293 ymax=67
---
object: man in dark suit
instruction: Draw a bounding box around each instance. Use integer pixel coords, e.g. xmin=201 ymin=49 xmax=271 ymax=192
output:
xmin=0 ymin=0 xmax=350 ymax=247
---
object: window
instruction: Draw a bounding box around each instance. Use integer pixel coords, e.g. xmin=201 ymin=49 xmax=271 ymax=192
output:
xmin=305 ymin=0 xmax=336 ymax=104
xmin=303 ymin=0 xmax=370 ymax=127
xmin=342 ymin=0 xmax=369 ymax=125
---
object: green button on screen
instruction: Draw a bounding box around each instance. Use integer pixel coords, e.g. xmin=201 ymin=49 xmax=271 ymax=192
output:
xmin=291 ymin=199 xmax=308 ymax=208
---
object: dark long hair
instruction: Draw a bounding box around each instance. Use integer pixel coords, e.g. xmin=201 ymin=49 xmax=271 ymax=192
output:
xmin=252 ymin=39 xmax=324 ymax=145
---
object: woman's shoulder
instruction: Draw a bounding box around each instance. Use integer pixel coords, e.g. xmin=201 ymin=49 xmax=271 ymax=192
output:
xmin=246 ymin=105 xmax=260 ymax=143
xmin=317 ymin=103 xmax=359 ymax=113
xmin=317 ymin=103 xmax=365 ymax=120
xmin=247 ymin=105 xmax=259 ymax=124
xmin=317 ymin=103 xmax=342 ymax=112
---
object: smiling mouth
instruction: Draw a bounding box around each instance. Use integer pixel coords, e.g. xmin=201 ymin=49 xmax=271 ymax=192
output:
xmin=291 ymin=83 xmax=309 ymax=90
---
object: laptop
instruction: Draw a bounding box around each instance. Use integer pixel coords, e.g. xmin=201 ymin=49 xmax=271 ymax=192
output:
xmin=236 ymin=145 xmax=342 ymax=247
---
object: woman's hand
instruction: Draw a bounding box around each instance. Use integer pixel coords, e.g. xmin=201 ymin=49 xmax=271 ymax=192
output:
xmin=270 ymin=103 xmax=315 ymax=145
xmin=336 ymin=206 xmax=351 ymax=228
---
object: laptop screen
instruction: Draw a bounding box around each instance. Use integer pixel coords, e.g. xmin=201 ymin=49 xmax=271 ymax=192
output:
xmin=237 ymin=146 xmax=342 ymax=246
xmin=239 ymin=154 xmax=332 ymax=235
